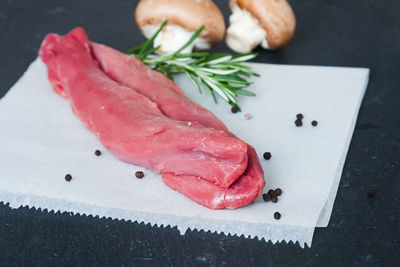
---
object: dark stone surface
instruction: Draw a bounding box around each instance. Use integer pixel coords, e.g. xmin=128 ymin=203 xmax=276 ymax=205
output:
xmin=0 ymin=0 xmax=399 ymax=265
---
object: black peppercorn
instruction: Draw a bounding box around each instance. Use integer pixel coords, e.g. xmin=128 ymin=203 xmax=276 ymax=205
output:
xmin=274 ymin=212 xmax=281 ymax=220
xmin=296 ymin=113 xmax=303 ymax=120
xmin=65 ymin=174 xmax=72 ymax=182
xmin=262 ymin=193 xmax=272 ymax=202
xmin=367 ymin=189 xmax=375 ymax=197
xmin=271 ymin=196 xmax=278 ymax=203
xmin=135 ymin=171 xmax=144 ymax=179
xmin=275 ymin=188 xmax=282 ymax=196
xmin=268 ymin=189 xmax=277 ymax=197
xmin=95 ymin=150 xmax=101 ymax=156
xmin=312 ymin=120 xmax=318 ymax=126
xmin=263 ymin=152 xmax=272 ymax=160
xmin=295 ymin=119 xmax=303 ymax=127
xmin=231 ymin=106 xmax=239 ymax=113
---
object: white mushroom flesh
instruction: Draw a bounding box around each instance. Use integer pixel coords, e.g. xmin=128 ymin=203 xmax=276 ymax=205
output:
xmin=142 ymin=24 xmax=211 ymax=54
xmin=226 ymin=4 xmax=269 ymax=53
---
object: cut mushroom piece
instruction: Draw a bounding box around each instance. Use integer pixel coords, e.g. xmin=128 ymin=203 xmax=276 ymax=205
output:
xmin=135 ymin=0 xmax=226 ymax=54
xmin=226 ymin=0 xmax=296 ymax=53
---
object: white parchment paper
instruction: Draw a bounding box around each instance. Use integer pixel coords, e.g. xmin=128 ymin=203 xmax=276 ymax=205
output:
xmin=0 ymin=59 xmax=369 ymax=247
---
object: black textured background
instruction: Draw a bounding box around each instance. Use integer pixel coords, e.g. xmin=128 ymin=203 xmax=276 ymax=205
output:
xmin=0 ymin=0 xmax=399 ymax=266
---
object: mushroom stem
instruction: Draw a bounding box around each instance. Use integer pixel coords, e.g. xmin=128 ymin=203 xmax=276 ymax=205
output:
xmin=142 ymin=24 xmax=211 ymax=54
xmin=226 ymin=4 xmax=268 ymax=53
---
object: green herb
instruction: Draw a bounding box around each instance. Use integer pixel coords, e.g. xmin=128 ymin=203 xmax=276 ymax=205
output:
xmin=127 ymin=21 xmax=259 ymax=110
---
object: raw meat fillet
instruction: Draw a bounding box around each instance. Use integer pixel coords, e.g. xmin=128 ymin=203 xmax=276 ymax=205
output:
xmin=92 ymin=43 xmax=229 ymax=132
xmin=39 ymin=28 xmax=249 ymax=188
xmin=163 ymin=147 xmax=264 ymax=209
xmin=90 ymin=40 xmax=265 ymax=209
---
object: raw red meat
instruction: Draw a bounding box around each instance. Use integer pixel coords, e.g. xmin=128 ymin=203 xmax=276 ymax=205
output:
xmin=39 ymin=28 xmax=265 ymax=209
xmin=91 ymin=43 xmax=229 ymax=132
xmin=39 ymin=28 xmax=249 ymax=188
xmin=90 ymin=40 xmax=265 ymax=209
xmin=163 ymin=146 xmax=264 ymax=209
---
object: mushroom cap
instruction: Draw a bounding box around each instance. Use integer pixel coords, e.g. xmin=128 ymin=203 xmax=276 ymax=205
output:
xmin=230 ymin=0 xmax=296 ymax=49
xmin=135 ymin=0 xmax=226 ymax=45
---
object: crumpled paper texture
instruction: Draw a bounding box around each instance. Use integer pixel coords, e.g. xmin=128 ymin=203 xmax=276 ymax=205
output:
xmin=0 ymin=59 xmax=369 ymax=247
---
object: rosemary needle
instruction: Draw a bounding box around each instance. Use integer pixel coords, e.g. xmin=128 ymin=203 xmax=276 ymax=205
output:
xmin=127 ymin=21 xmax=259 ymax=110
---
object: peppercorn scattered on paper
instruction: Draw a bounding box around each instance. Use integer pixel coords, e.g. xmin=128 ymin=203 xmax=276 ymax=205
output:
xmin=0 ymin=58 xmax=369 ymax=247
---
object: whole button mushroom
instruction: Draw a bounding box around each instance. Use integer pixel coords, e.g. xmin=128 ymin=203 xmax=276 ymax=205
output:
xmin=135 ymin=0 xmax=226 ymax=54
xmin=226 ymin=0 xmax=296 ymax=53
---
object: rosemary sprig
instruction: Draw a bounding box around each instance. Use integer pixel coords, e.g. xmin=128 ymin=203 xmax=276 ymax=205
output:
xmin=127 ymin=21 xmax=258 ymax=110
